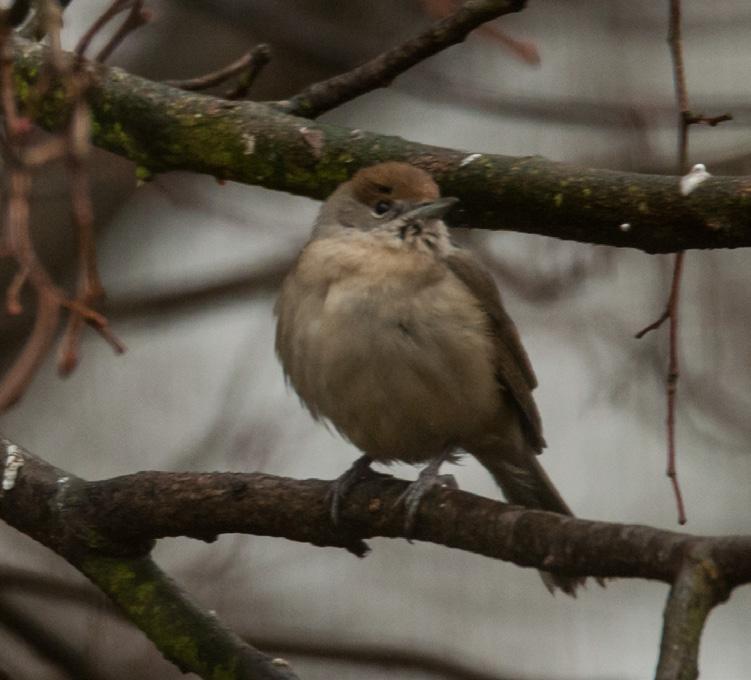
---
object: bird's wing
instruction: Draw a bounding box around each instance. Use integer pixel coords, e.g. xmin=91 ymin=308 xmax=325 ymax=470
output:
xmin=445 ymin=248 xmax=546 ymax=451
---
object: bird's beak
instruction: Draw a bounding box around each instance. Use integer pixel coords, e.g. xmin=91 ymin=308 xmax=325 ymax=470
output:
xmin=401 ymin=196 xmax=459 ymax=221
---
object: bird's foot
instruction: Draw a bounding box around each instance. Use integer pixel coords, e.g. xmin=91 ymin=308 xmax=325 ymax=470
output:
xmin=397 ymin=455 xmax=458 ymax=539
xmin=328 ymin=455 xmax=392 ymax=526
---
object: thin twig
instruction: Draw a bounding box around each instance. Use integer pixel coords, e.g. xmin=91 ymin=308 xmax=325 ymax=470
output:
xmin=59 ymin=95 xmax=105 ymax=375
xmin=74 ymin=0 xmax=133 ymax=58
xmin=0 ymin=18 xmax=63 ymax=409
xmin=635 ymin=0 xmax=732 ymax=525
xmin=5 ymin=266 xmax=28 ymax=315
xmin=164 ymin=44 xmax=271 ymax=96
xmin=662 ymin=0 xmax=688 ymax=525
xmin=684 ymin=112 xmax=732 ymax=127
xmin=419 ymin=0 xmax=539 ymax=65
xmin=276 ymin=0 xmax=526 ymax=118
xmin=665 ymin=252 xmax=686 ymax=523
xmin=635 ymin=251 xmax=686 ymax=524
xmin=0 ymin=5 xmax=126 ymax=408
xmin=225 ymin=44 xmax=271 ymax=100
xmin=95 ymin=0 xmax=151 ymax=63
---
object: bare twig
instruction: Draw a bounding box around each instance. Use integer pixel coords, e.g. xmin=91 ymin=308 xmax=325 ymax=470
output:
xmin=684 ymin=112 xmax=732 ymax=127
xmin=0 ymin=287 xmax=60 ymax=409
xmin=0 ymin=5 xmax=126 ymax=407
xmin=642 ymin=251 xmax=687 ymax=525
xmin=94 ymin=0 xmax=151 ymax=63
xmin=164 ymin=44 xmax=271 ymax=98
xmin=74 ymin=0 xmax=133 ymax=58
xmin=58 ymin=96 xmax=105 ymax=375
xmin=225 ymin=44 xmax=271 ymax=100
xmin=276 ymin=0 xmax=526 ymax=118
xmin=635 ymin=0 xmax=731 ymax=525
xmin=5 ymin=266 xmax=28 ymax=315
xmin=0 ymin=21 xmax=63 ymax=408
xmin=419 ymin=0 xmax=539 ymax=65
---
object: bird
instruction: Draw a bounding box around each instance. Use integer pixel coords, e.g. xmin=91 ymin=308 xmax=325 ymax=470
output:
xmin=275 ymin=161 xmax=582 ymax=595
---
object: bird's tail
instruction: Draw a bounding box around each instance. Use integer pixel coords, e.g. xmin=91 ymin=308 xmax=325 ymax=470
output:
xmin=471 ymin=445 xmax=585 ymax=596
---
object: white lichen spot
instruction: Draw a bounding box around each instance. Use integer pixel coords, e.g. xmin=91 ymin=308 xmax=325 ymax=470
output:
xmin=460 ymin=153 xmax=482 ymax=168
xmin=3 ymin=445 xmax=24 ymax=492
xmin=680 ymin=163 xmax=711 ymax=196
xmin=242 ymin=133 xmax=256 ymax=155
xmin=300 ymin=126 xmax=325 ymax=159
xmin=56 ymin=476 xmax=71 ymax=510
xmin=620 ymin=222 xmax=631 ymax=232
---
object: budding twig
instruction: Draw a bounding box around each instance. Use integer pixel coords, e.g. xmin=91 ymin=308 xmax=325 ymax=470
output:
xmin=164 ymin=44 xmax=271 ymax=99
xmin=276 ymin=0 xmax=527 ymax=118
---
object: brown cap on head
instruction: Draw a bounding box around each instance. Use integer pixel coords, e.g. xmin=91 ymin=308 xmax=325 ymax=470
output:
xmin=350 ymin=162 xmax=440 ymax=208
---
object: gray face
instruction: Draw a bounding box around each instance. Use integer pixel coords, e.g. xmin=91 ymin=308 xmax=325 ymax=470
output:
xmin=313 ymin=187 xmax=458 ymax=241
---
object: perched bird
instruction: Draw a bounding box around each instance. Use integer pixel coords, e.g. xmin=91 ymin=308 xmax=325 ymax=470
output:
xmin=275 ymin=161 xmax=581 ymax=595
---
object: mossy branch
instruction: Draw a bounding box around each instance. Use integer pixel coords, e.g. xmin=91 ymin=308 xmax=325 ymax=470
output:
xmin=11 ymin=37 xmax=751 ymax=254
xmin=0 ymin=437 xmax=299 ymax=680
xmin=79 ymin=554 xmax=300 ymax=680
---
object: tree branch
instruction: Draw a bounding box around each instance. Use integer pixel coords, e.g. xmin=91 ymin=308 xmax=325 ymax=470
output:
xmin=655 ymin=554 xmax=729 ymax=680
xmin=79 ymin=554 xmax=300 ymax=680
xmin=275 ymin=0 xmax=527 ymax=118
xmin=10 ymin=37 xmax=751 ymax=254
xmin=3 ymin=436 xmax=751 ymax=589
xmin=4 ymin=436 xmax=749 ymax=679
xmin=0 ymin=438 xmax=301 ymax=680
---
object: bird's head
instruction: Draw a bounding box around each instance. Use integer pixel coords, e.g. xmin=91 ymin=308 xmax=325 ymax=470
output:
xmin=313 ymin=162 xmax=458 ymax=239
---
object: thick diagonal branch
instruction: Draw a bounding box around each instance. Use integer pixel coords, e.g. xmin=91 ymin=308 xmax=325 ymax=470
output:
xmin=10 ymin=37 xmax=751 ymax=254
xmin=0 ymin=438 xmax=300 ymax=680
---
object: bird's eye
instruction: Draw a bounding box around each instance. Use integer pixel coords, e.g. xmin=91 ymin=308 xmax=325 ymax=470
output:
xmin=373 ymin=200 xmax=391 ymax=216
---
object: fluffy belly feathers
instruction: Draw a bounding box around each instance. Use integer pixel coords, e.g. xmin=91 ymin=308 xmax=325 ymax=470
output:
xmin=276 ymin=239 xmax=501 ymax=462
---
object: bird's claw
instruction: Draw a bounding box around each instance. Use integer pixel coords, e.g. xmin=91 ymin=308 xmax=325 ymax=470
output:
xmin=397 ymin=470 xmax=458 ymax=539
xmin=328 ymin=455 xmax=391 ymax=526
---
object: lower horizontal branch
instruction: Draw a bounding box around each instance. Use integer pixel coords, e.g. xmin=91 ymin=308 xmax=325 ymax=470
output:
xmin=3 ymin=437 xmax=751 ymax=587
